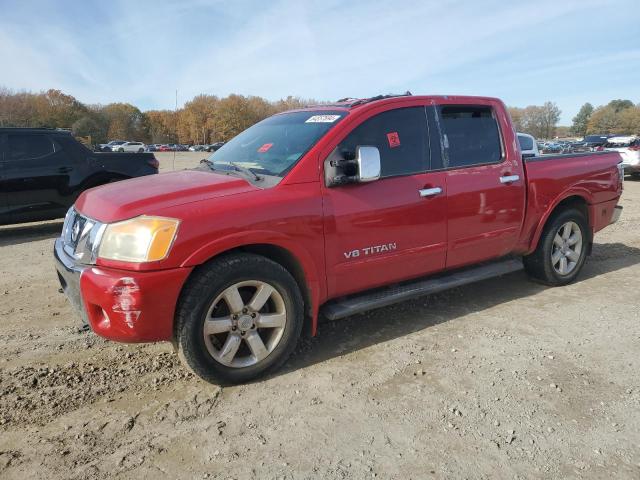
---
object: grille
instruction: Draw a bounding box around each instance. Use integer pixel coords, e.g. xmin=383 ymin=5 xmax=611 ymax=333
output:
xmin=61 ymin=208 xmax=104 ymax=263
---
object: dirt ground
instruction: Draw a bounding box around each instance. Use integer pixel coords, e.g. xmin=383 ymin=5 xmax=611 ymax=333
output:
xmin=1 ymin=154 xmax=639 ymax=479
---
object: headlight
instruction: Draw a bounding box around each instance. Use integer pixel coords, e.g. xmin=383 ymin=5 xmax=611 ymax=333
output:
xmin=98 ymin=216 xmax=180 ymax=263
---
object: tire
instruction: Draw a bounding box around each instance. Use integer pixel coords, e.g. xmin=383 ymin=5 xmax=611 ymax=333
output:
xmin=138 ymin=148 xmax=144 ymax=153
xmin=118 ymin=148 xmax=124 ymax=152
xmin=523 ymin=208 xmax=589 ymax=286
xmin=176 ymin=253 xmax=304 ymax=385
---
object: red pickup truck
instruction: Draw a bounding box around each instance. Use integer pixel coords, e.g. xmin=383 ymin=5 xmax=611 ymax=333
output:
xmin=54 ymin=94 xmax=623 ymax=384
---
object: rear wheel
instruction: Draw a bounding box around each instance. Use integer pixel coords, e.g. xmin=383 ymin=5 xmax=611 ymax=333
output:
xmin=176 ymin=253 xmax=304 ymax=385
xmin=523 ymin=208 xmax=589 ymax=286
xmin=138 ymin=148 xmax=144 ymax=153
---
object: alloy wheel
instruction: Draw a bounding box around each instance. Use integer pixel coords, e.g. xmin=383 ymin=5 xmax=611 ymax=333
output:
xmin=551 ymin=221 xmax=583 ymax=276
xmin=202 ymin=280 xmax=287 ymax=368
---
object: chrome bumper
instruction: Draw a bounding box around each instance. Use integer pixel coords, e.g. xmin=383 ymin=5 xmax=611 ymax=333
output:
xmin=610 ymin=205 xmax=623 ymax=225
xmin=54 ymin=238 xmax=89 ymax=327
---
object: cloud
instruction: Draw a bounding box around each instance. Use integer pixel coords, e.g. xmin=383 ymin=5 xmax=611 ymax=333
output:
xmin=0 ymin=0 xmax=637 ymax=122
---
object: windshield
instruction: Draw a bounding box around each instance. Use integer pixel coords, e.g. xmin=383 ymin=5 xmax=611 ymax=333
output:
xmin=206 ymin=110 xmax=347 ymax=177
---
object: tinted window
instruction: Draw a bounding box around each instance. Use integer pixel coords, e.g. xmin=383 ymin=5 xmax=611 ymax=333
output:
xmin=518 ymin=134 xmax=534 ymax=151
xmin=8 ymin=134 xmax=55 ymax=161
xmin=338 ymin=107 xmax=428 ymax=177
xmin=439 ymin=106 xmax=502 ymax=168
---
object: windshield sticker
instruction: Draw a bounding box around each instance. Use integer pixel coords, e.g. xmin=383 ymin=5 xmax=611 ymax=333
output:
xmin=257 ymin=143 xmax=273 ymax=153
xmin=387 ymin=132 xmax=401 ymax=148
xmin=305 ymin=115 xmax=341 ymax=123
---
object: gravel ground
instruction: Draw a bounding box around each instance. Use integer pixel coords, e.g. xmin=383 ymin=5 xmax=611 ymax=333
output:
xmin=0 ymin=156 xmax=639 ymax=479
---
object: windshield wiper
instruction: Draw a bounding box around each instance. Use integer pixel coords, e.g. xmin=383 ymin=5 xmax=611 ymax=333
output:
xmin=200 ymin=158 xmax=215 ymax=169
xmin=229 ymin=162 xmax=261 ymax=181
xmin=200 ymin=158 xmax=262 ymax=181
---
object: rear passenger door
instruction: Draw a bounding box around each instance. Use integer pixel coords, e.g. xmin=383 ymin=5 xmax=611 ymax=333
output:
xmin=322 ymin=106 xmax=448 ymax=297
xmin=431 ymin=103 xmax=525 ymax=268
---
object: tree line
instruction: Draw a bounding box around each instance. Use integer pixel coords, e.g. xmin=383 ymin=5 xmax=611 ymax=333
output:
xmin=508 ymin=99 xmax=640 ymax=140
xmin=0 ymin=87 xmax=316 ymax=145
xmin=1 ymin=87 xmax=638 ymax=143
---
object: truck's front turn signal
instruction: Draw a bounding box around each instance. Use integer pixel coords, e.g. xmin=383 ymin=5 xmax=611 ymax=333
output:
xmin=97 ymin=216 xmax=180 ymax=263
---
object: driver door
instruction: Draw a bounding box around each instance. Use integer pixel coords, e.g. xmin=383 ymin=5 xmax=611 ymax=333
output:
xmin=322 ymin=106 xmax=448 ymax=298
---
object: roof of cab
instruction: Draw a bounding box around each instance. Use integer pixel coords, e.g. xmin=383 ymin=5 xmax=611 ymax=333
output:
xmin=284 ymin=92 xmax=504 ymax=114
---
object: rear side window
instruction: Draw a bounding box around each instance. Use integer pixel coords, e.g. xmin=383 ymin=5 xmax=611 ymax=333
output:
xmin=518 ymin=134 xmax=534 ymax=151
xmin=338 ymin=107 xmax=428 ymax=177
xmin=8 ymin=134 xmax=55 ymax=160
xmin=438 ymin=106 xmax=502 ymax=168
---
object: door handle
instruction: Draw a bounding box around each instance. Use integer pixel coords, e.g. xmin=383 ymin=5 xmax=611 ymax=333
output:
xmin=499 ymin=175 xmax=520 ymax=184
xmin=419 ymin=187 xmax=443 ymax=197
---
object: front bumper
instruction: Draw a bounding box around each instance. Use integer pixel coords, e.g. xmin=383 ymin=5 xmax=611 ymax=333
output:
xmin=54 ymin=238 xmax=192 ymax=343
xmin=54 ymin=238 xmax=89 ymax=327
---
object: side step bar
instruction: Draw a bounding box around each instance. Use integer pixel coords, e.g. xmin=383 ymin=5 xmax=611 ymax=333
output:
xmin=321 ymin=258 xmax=523 ymax=321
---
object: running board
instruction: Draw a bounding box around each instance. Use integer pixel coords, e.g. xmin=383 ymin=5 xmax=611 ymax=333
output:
xmin=321 ymin=258 xmax=523 ymax=321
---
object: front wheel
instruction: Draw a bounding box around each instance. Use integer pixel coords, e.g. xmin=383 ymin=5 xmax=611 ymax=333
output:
xmin=176 ymin=253 xmax=304 ymax=385
xmin=523 ymin=208 xmax=589 ymax=286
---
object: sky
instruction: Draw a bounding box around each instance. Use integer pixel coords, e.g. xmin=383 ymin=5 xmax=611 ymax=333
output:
xmin=0 ymin=0 xmax=638 ymax=124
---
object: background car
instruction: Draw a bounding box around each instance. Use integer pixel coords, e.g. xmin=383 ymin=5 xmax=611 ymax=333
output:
xmin=189 ymin=145 xmax=208 ymax=152
xmin=207 ymin=141 xmax=225 ymax=152
xmin=540 ymin=142 xmax=564 ymax=154
xmin=100 ymin=140 xmax=126 ymax=152
xmin=604 ymin=136 xmax=640 ymax=177
xmin=113 ymin=141 xmax=146 ymax=153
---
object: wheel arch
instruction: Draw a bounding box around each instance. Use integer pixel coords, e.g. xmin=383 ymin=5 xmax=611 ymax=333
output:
xmin=529 ymin=194 xmax=592 ymax=254
xmin=179 ymin=241 xmax=321 ymax=338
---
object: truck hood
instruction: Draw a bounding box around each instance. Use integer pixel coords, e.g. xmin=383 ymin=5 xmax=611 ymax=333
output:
xmin=75 ymin=170 xmax=257 ymax=222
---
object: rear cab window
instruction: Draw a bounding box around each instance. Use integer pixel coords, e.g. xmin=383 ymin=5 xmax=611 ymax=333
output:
xmin=433 ymin=105 xmax=503 ymax=169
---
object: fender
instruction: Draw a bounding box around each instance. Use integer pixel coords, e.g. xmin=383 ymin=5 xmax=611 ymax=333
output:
xmin=181 ymin=230 xmax=325 ymax=335
xmin=527 ymin=187 xmax=593 ymax=253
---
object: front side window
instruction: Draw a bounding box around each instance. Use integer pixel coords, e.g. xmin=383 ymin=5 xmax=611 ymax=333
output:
xmin=8 ymin=134 xmax=55 ymax=161
xmin=207 ymin=110 xmax=347 ymax=177
xmin=438 ymin=105 xmax=502 ymax=168
xmin=337 ymin=107 xmax=428 ymax=177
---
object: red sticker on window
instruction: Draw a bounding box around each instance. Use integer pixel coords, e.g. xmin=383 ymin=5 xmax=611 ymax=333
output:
xmin=386 ymin=132 xmax=400 ymax=148
xmin=257 ymin=143 xmax=273 ymax=153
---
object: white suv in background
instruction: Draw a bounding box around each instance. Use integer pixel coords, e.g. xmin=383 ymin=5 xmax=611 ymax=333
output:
xmin=517 ymin=132 xmax=540 ymax=158
xmin=604 ymin=136 xmax=640 ymax=177
xmin=113 ymin=141 xmax=146 ymax=153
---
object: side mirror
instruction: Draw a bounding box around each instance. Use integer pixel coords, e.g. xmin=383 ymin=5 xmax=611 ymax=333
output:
xmin=325 ymin=145 xmax=381 ymax=187
xmin=355 ymin=146 xmax=381 ymax=182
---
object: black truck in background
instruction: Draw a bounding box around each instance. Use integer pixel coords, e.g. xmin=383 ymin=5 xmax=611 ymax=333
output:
xmin=0 ymin=128 xmax=159 ymax=225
